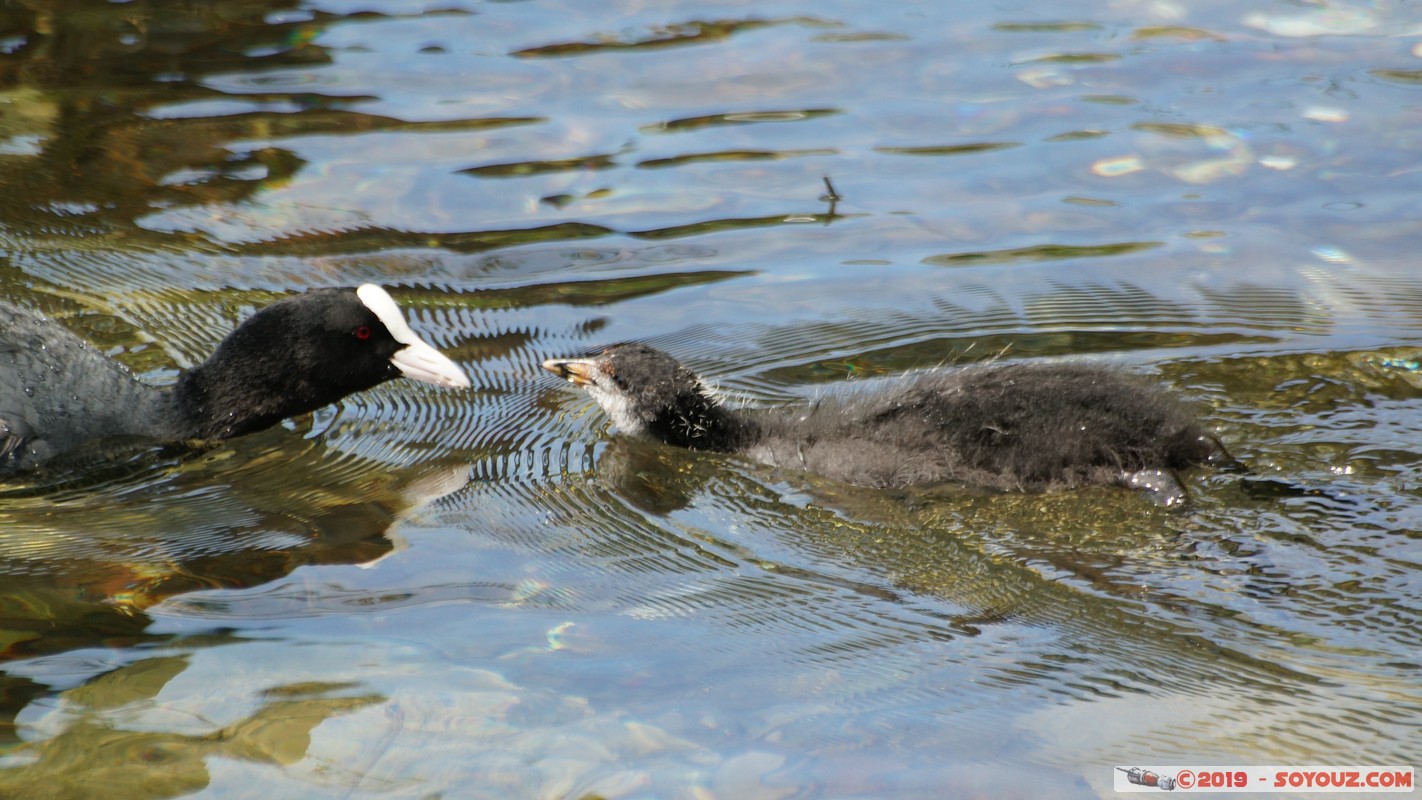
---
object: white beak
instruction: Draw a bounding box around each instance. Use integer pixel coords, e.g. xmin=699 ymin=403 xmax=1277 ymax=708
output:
xmin=357 ymin=283 xmax=471 ymax=389
xmin=391 ymin=337 xmax=471 ymax=389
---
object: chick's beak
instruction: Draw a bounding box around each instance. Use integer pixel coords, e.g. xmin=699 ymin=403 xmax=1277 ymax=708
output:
xmin=542 ymin=357 xmax=598 ymax=387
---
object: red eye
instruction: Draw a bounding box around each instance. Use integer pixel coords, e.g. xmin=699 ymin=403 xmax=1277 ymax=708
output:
xmin=354 ymin=325 xmax=372 ymax=340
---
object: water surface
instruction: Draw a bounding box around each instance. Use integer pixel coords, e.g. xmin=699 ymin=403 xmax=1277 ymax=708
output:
xmin=0 ymin=0 xmax=1419 ymax=797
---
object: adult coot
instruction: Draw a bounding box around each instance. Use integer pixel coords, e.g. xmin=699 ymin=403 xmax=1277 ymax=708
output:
xmin=0 ymin=284 xmax=470 ymax=476
xmin=542 ymin=343 xmax=1230 ymax=505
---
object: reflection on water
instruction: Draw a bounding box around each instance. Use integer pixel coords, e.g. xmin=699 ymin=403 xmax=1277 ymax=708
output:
xmin=0 ymin=0 xmax=1420 ymax=797
xmin=1 ymin=650 xmax=384 ymax=799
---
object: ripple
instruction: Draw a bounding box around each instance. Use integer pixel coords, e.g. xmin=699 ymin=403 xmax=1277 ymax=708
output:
xmin=234 ymin=222 xmax=618 ymax=257
xmin=1013 ymin=52 xmax=1120 ymax=65
xmin=1370 ymin=68 xmax=1422 ymax=86
xmin=1017 ymin=281 xmax=1190 ymax=327
xmin=161 ymin=577 xmax=523 ymax=620
xmin=636 ymin=148 xmax=836 ymax=169
xmin=923 ymin=241 xmax=1163 ymax=266
xmin=460 ymin=153 xmax=618 ymax=179
xmin=1046 ymin=129 xmax=1111 ymax=142
xmin=810 ymin=31 xmax=909 ymax=43
xmin=1196 ymin=284 xmax=1332 ymax=333
xmin=510 ymin=18 xmax=819 ymax=58
xmin=1132 ymin=26 xmax=1226 ymax=41
xmin=873 ymin=142 xmax=1020 ymax=157
xmin=1142 ymin=122 xmax=1229 ymax=140
xmin=639 ymin=108 xmax=838 ymax=135
xmin=993 ymin=21 xmax=1103 ymax=33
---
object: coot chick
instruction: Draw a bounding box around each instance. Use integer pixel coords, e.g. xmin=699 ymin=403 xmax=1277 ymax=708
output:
xmin=0 ymin=284 xmax=470 ymax=476
xmin=543 ymin=343 xmax=1229 ymax=505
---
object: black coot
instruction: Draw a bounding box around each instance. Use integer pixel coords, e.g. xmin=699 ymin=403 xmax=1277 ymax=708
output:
xmin=0 ymin=284 xmax=470 ymax=475
xmin=543 ymin=343 xmax=1230 ymax=505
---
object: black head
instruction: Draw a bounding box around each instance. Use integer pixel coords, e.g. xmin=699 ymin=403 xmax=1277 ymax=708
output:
xmin=542 ymin=343 xmax=744 ymax=451
xmin=177 ymin=285 xmax=469 ymax=439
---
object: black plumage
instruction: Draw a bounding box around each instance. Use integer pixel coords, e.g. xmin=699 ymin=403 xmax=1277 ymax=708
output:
xmin=0 ymin=285 xmax=469 ymax=476
xmin=543 ymin=343 xmax=1229 ymax=505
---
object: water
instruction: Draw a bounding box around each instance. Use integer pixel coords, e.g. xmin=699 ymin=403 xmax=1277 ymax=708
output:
xmin=0 ymin=0 xmax=1419 ymax=797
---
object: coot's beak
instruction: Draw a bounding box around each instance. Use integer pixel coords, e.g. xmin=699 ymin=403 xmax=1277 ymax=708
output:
xmin=356 ymin=284 xmax=471 ymax=390
xmin=392 ymin=338 xmax=471 ymax=389
xmin=542 ymin=357 xmax=597 ymax=387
